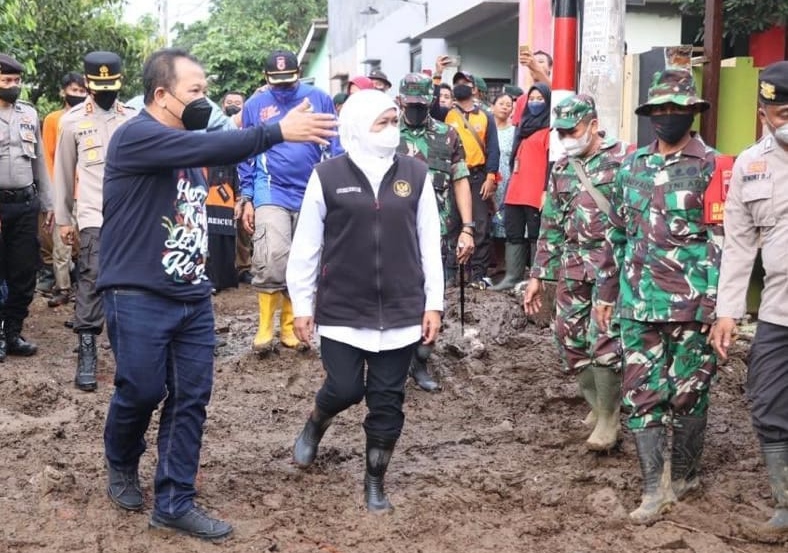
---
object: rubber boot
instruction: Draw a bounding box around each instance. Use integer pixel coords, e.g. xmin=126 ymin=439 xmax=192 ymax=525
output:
xmin=0 ymin=321 xmax=6 ymax=363
xmin=75 ymin=332 xmax=98 ymax=392
xmin=279 ymin=293 xmax=309 ymax=351
xmin=630 ymin=426 xmax=676 ymax=524
xmin=490 ymin=242 xmax=527 ymax=291
xmin=754 ymin=441 xmax=788 ymax=539
xmin=253 ymin=292 xmax=278 ymax=352
xmin=671 ymin=415 xmax=706 ymax=499
xmin=293 ymin=408 xmax=334 ymax=468
xmin=586 ymin=367 xmax=621 ymax=451
xmin=577 ymin=367 xmax=597 ymax=428
xmin=409 ymin=342 xmax=438 ymax=392
xmin=365 ymin=435 xmax=396 ymax=513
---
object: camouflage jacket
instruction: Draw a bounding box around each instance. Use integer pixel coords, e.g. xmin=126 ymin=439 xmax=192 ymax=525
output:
xmin=397 ymin=116 xmax=469 ymax=192
xmin=531 ymin=136 xmax=630 ymax=283
xmin=597 ymin=135 xmax=722 ymax=323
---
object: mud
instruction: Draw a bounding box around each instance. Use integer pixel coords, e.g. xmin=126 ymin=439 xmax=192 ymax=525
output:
xmin=0 ymin=285 xmax=784 ymax=553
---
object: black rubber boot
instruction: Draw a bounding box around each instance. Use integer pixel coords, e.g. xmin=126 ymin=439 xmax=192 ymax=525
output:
xmin=409 ymin=342 xmax=438 ymax=392
xmin=106 ymin=461 xmax=144 ymax=511
xmin=629 ymin=426 xmax=676 ymax=524
xmin=365 ymin=435 xmax=397 ymax=513
xmin=5 ymin=321 xmax=37 ymax=356
xmin=293 ymin=408 xmax=333 ymax=468
xmin=671 ymin=415 xmax=707 ymax=499
xmin=75 ymin=333 xmax=98 ymax=392
xmin=757 ymin=441 xmax=788 ymax=538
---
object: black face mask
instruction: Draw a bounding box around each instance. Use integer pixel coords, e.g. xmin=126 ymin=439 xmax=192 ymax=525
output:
xmin=223 ymin=105 xmax=241 ymax=117
xmin=0 ymin=85 xmax=21 ymax=104
xmin=180 ymin=97 xmax=212 ymax=131
xmin=65 ymin=94 xmax=86 ymax=107
xmin=453 ymin=84 xmax=473 ymax=101
xmin=650 ymin=113 xmax=695 ymax=145
xmin=93 ymin=91 xmax=118 ymax=111
xmin=404 ymin=104 xmax=429 ymax=127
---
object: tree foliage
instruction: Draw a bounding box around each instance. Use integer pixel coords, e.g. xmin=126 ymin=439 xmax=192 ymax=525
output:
xmin=674 ymin=0 xmax=788 ymax=41
xmin=0 ymin=0 xmax=160 ymax=114
xmin=173 ymin=0 xmax=327 ymax=98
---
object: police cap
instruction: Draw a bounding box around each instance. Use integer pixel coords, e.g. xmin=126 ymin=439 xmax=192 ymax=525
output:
xmin=0 ymin=54 xmax=24 ymax=75
xmin=84 ymin=51 xmax=122 ymax=91
xmin=759 ymin=61 xmax=788 ymax=105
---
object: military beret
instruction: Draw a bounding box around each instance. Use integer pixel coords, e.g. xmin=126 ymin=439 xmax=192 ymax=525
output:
xmin=84 ymin=51 xmax=122 ymax=91
xmin=759 ymin=61 xmax=788 ymax=105
xmin=0 ymin=54 xmax=24 ymax=75
xmin=503 ymin=84 xmax=524 ymax=98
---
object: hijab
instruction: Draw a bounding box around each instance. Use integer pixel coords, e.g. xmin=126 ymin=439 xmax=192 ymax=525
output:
xmin=338 ymin=89 xmax=400 ymax=187
xmin=510 ymin=82 xmax=552 ymax=171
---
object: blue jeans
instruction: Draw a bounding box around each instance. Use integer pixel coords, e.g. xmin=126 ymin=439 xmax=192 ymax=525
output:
xmin=103 ymin=289 xmax=215 ymax=518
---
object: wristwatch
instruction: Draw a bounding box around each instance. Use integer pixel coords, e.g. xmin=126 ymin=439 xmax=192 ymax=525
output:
xmin=462 ymin=222 xmax=476 ymax=229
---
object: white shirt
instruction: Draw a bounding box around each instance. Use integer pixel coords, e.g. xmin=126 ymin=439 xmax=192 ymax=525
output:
xmin=287 ymin=162 xmax=444 ymax=353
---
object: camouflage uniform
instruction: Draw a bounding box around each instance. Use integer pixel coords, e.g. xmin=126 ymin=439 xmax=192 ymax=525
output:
xmin=397 ymin=73 xmax=470 ymax=271
xmin=597 ymin=71 xmax=721 ymax=432
xmin=532 ymin=96 xmax=629 ymax=377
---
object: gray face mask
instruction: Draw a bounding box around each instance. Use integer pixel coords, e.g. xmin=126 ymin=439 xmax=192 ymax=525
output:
xmin=560 ymin=127 xmax=592 ymax=157
xmin=766 ymin=113 xmax=788 ymax=145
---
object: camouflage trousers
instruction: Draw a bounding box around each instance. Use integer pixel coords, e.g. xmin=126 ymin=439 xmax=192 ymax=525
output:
xmin=620 ymin=319 xmax=717 ymax=430
xmin=554 ymin=278 xmax=621 ymax=375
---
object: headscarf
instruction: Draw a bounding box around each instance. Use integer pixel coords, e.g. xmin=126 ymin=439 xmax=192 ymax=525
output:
xmin=338 ymin=89 xmax=400 ymax=184
xmin=511 ymin=82 xmax=552 ymax=171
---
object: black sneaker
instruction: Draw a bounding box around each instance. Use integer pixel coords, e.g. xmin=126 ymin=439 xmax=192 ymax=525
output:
xmin=150 ymin=506 xmax=233 ymax=541
xmin=106 ymin=463 xmax=143 ymax=511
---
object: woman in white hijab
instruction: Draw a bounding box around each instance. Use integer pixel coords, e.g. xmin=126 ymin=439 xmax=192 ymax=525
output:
xmin=286 ymin=90 xmax=443 ymax=513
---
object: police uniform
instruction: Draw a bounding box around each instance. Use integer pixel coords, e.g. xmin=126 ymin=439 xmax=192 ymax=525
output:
xmin=52 ymin=51 xmax=135 ymax=390
xmin=715 ymin=60 xmax=788 ymax=538
xmin=0 ymin=53 xmax=53 ymax=360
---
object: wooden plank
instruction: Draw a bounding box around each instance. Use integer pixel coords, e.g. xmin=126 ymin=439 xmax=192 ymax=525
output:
xmin=700 ymin=0 xmax=723 ymax=146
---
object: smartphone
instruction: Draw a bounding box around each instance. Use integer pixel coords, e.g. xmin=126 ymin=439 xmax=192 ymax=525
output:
xmin=519 ymin=44 xmax=531 ymax=56
xmin=444 ymin=55 xmax=462 ymax=68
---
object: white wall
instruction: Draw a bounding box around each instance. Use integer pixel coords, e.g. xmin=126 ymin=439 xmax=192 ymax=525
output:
xmin=624 ymin=9 xmax=682 ymax=54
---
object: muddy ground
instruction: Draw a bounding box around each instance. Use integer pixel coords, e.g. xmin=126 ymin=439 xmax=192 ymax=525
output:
xmin=0 ymin=283 xmax=785 ymax=553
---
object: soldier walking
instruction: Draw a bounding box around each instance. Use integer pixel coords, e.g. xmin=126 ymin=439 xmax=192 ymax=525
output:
xmin=595 ymin=70 xmax=722 ymax=524
xmin=397 ymin=72 xmax=475 ymax=391
xmin=0 ymin=54 xmax=54 ymax=360
xmin=53 ymin=51 xmax=136 ymax=391
xmin=524 ymin=95 xmax=630 ymax=451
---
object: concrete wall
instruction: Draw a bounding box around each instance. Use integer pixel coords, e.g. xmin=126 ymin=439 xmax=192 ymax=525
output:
xmin=302 ymin=37 xmax=331 ymax=94
xmin=624 ymin=5 xmax=682 ymax=55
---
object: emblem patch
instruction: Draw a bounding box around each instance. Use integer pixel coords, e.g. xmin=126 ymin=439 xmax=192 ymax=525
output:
xmin=276 ymin=56 xmax=286 ymax=71
xmin=393 ymin=180 xmax=412 ymax=198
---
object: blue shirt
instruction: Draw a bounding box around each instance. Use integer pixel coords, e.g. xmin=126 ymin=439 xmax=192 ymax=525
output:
xmin=238 ymin=82 xmax=342 ymax=211
xmin=98 ymin=109 xmax=283 ymax=301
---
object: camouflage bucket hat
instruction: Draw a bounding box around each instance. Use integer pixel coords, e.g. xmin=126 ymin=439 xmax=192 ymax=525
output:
xmin=399 ymin=72 xmax=433 ymax=104
xmin=553 ymin=94 xmax=597 ymax=130
xmin=635 ymin=69 xmax=710 ymax=115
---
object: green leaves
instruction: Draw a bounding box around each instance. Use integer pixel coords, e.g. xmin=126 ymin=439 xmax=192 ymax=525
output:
xmin=674 ymin=0 xmax=788 ymax=40
xmin=172 ymin=0 xmax=327 ymax=98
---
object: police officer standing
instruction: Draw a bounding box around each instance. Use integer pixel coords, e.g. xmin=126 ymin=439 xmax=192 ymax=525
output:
xmin=711 ymin=60 xmax=788 ymax=541
xmin=54 ymin=51 xmax=136 ymax=391
xmin=0 ymin=53 xmax=54 ymax=360
xmin=397 ymin=72 xmax=475 ymax=391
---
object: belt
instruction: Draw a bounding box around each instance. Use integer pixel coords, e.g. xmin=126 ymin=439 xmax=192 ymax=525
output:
xmin=468 ymin=165 xmax=486 ymax=173
xmin=0 ymin=184 xmax=36 ymax=203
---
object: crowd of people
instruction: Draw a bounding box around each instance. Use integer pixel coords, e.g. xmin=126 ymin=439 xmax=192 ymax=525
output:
xmin=0 ymin=42 xmax=786 ymax=544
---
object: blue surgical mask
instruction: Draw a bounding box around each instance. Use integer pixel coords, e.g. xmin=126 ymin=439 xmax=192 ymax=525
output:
xmin=527 ymin=101 xmax=546 ymax=116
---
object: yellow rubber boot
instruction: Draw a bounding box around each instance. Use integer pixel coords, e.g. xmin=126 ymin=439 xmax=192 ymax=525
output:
xmin=253 ymin=292 xmax=278 ymax=352
xmin=280 ymin=294 xmax=308 ymax=350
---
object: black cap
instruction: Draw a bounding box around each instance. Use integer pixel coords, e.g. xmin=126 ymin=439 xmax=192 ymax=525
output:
xmin=452 ymin=71 xmax=475 ymax=85
xmin=264 ymin=50 xmax=299 ymax=85
xmin=84 ymin=51 xmax=122 ymax=91
xmin=0 ymin=54 xmax=24 ymax=75
xmin=759 ymin=60 xmax=788 ymax=105
xmin=368 ymin=69 xmax=392 ymax=89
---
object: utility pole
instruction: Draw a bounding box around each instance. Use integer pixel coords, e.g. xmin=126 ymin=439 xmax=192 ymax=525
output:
xmin=157 ymin=0 xmax=170 ymax=46
xmin=578 ymin=0 xmax=626 ymax=135
xmin=701 ymin=0 xmax=722 ymax=146
xmin=552 ymin=0 xmax=579 ymax=107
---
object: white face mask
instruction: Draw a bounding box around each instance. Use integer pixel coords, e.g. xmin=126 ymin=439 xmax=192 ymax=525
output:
xmin=766 ymin=114 xmax=788 ymax=145
xmin=364 ymin=124 xmax=400 ymax=158
xmin=560 ymin=127 xmax=592 ymax=157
